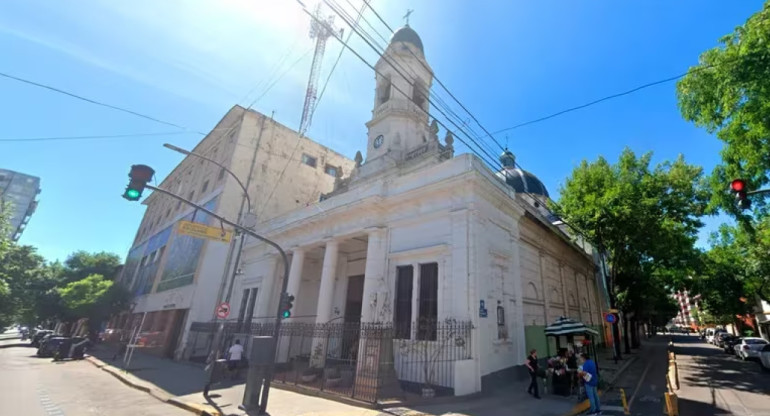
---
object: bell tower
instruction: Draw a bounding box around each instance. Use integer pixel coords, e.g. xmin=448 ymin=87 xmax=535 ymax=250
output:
xmin=363 ymin=23 xmax=435 ymax=169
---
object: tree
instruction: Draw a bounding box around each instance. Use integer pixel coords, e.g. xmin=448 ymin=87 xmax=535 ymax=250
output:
xmin=60 ymin=251 xmax=122 ymax=284
xmin=552 ymin=148 xmax=708 ymax=355
xmin=0 ymin=244 xmax=53 ymax=327
xmin=676 ymin=3 xmax=770 ymax=216
xmin=57 ymin=274 xmax=131 ymax=337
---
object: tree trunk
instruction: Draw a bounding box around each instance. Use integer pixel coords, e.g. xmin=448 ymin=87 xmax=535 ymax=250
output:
xmin=623 ymin=313 xmax=631 ymax=354
xmin=631 ymin=318 xmax=640 ymax=348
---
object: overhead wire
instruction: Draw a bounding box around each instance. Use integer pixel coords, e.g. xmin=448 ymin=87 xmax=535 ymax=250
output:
xmin=256 ymin=0 xmax=370 ymax=219
xmin=0 ymin=71 xmax=204 ymax=134
xmin=0 ymin=131 xmax=195 ymax=142
xmin=313 ymin=0 xmax=502 ymax=169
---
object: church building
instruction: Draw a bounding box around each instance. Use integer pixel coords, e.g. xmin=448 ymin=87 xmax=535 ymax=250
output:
xmin=228 ymin=25 xmax=606 ymax=400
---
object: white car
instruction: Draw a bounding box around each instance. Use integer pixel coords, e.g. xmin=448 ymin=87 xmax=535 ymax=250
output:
xmin=759 ymin=344 xmax=770 ymax=371
xmin=735 ymin=337 xmax=769 ymax=360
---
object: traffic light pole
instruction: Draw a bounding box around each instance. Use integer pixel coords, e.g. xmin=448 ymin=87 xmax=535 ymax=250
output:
xmin=142 ymin=183 xmax=290 ymax=415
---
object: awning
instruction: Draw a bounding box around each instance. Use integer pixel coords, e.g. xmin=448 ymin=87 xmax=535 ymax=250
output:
xmin=544 ymin=316 xmax=599 ymax=337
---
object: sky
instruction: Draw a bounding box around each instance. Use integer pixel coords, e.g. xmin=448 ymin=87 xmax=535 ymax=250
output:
xmin=0 ymin=0 xmax=763 ymax=263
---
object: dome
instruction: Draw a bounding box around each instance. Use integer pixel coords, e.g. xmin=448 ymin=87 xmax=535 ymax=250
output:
xmin=390 ymin=25 xmax=424 ymax=53
xmin=497 ymin=167 xmax=550 ymax=198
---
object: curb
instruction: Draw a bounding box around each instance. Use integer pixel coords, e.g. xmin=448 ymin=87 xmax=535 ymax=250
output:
xmin=561 ymin=355 xmax=639 ymax=416
xmin=84 ymin=355 xmax=219 ymax=416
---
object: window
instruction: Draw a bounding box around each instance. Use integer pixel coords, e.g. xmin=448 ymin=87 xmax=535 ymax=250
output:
xmin=188 ymin=190 xmax=195 ymax=202
xmin=237 ymin=289 xmax=251 ymax=330
xmin=418 ymin=263 xmax=438 ymax=340
xmin=246 ymin=288 xmax=258 ymax=321
xmin=394 ymin=266 xmax=413 ymax=339
xmin=176 ymin=199 xmax=182 ymax=210
xmin=154 ymin=246 xmax=166 ymax=263
xmin=412 ymin=79 xmax=428 ymax=111
xmin=324 ymin=165 xmax=338 ymax=177
xmin=301 ymin=154 xmax=317 ymax=168
xmin=201 ymin=180 xmax=209 ymax=194
xmin=218 ymin=168 xmax=226 ymax=182
xmin=378 ymin=75 xmax=391 ymax=104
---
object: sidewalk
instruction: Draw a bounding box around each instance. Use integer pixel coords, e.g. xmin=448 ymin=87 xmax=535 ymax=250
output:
xmin=85 ymin=342 xmax=639 ymax=416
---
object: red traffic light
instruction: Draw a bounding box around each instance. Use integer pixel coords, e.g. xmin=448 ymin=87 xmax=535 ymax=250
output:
xmin=731 ymin=179 xmax=746 ymax=192
xmin=129 ymin=164 xmax=155 ymax=181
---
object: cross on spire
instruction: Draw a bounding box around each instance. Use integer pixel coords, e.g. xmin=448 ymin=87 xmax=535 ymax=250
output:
xmin=403 ymin=9 xmax=414 ymax=25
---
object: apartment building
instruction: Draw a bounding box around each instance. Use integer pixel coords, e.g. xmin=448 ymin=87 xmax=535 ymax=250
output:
xmin=114 ymin=105 xmax=355 ymax=359
xmin=0 ymin=168 xmax=41 ymax=241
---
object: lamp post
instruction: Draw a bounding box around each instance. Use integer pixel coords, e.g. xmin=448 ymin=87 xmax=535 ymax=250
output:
xmin=163 ymin=143 xmax=254 ymax=363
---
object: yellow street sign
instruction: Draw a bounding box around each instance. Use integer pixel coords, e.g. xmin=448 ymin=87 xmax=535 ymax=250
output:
xmin=177 ymin=220 xmax=232 ymax=243
xmin=608 ymin=308 xmax=619 ymax=313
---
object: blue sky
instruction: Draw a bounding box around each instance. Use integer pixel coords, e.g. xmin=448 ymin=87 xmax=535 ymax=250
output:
xmin=0 ymin=0 xmax=763 ymax=262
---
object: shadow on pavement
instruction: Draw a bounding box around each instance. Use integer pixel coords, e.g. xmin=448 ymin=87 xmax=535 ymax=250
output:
xmin=671 ymin=335 xmax=770 ymax=396
xmin=677 ymin=396 xmax=733 ymax=416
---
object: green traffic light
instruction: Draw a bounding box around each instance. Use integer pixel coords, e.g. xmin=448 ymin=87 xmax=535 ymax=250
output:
xmin=126 ymin=189 xmax=140 ymax=199
xmin=282 ymin=310 xmax=291 ymax=319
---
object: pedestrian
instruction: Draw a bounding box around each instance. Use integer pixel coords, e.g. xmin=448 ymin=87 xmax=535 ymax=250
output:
xmin=227 ymin=339 xmax=244 ymax=378
xmin=579 ymin=353 xmax=601 ymax=415
xmin=525 ymin=348 xmax=541 ymax=399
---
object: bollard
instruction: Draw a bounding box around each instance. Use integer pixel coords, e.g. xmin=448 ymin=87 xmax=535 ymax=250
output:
xmin=620 ymin=388 xmax=630 ymax=415
xmin=664 ymin=392 xmax=679 ymax=416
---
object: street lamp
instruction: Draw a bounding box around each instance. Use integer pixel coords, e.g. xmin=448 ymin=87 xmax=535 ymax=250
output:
xmin=163 ymin=143 xmax=254 ymax=365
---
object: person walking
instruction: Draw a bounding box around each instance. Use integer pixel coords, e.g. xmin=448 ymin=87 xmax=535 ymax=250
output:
xmin=525 ymin=349 xmax=541 ymax=399
xmin=227 ymin=339 xmax=245 ymax=379
xmin=579 ymin=353 xmax=601 ymax=415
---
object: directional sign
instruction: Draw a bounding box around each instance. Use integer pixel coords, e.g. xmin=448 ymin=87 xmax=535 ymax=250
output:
xmin=605 ymin=313 xmax=617 ymax=324
xmin=178 ymin=220 xmax=232 ymax=243
xmin=216 ymin=302 xmax=231 ymax=319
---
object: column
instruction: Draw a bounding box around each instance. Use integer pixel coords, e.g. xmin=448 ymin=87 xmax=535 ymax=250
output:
xmin=538 ymin=253 xmax=551 ymax=324
xmin=575 ymin=272 xmax=586 ymax=322
xmin=314 ymin=240 xmax=339 ymax=325
xmin=558 ymin=263 xmax=569 ymax=317
xmin=253 ymin=255 xmax=279 ymax=322
xmin=310 ymin=239 xmax=339 ymax=367
xmin=286 ymin=248 xmax=305 ymax=306
xmin=361 ymin=228 xmax=387 ymax=323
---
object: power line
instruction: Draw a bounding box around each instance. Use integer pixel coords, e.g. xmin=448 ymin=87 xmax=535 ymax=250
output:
xmin=487 ymin=49 xmax=769 ymax=137
xmin=0 ymin=131 xmax=196 ymax=142
xmin=357 ymin=0 xmax=506 ymax=152
xmin=0 ymin=71 xmax=203 ymax=134
xmin=313 ymin=0 xmax=501 ymax=168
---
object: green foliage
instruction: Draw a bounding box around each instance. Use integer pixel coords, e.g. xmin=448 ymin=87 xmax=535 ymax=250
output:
xmin=61 ymin=251 xmax=121 ymax=284
xmin=57 ymin=274 xmax=130 ymax=325
xmin=676 ymin=3 xmax=770 ymax=216
xmin=552 ymin=148 xmax=709 ymax=316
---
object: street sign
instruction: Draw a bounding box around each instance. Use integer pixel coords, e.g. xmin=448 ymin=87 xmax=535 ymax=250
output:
xmin=605 ymin=313 xmax=617 ymax=324
xmin=608 ymin=308 xmax=619 ymax=313
xmin=216 ymin=302 xmax=231 ymax=319
xmin=178 ymin=220 xmax=233 ymax=243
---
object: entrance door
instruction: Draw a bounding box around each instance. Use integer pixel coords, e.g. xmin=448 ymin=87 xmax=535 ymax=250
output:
xmin=164 ymin=309 xmax=188 ymax=359
xmin=342 ymin=275 xmax=364 ymax=360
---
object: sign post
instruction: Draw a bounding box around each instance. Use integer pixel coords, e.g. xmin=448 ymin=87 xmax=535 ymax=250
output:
xmin=216 ymin=303 xmax=231 ymax=320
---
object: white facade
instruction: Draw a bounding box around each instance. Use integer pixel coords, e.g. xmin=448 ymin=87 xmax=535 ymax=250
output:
xmin=234 ymin=26 xmax=603 ymax=396
xmin=116 ymin=106 xmax=354 ymax=359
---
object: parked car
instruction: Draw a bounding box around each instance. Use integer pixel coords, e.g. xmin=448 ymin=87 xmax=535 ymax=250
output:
xmin=30 ymin=330 xmax=54 ymax=347
xmin=705 ymin=328 xmax=717 ymax=343
xmin=715 ymin=332 xmax=733 ymax=348
xmin=724 ymin=336 xmax=742 ymax=354
xmin=711 ymin=330 xmax=727 ymax=345
xmin=735 ymin=337 xmax=769 ymax=360
xmin=37 ymin=336 xmax=70 ymax=358
xmin=758 ymin=344 xmax=770 ymax=372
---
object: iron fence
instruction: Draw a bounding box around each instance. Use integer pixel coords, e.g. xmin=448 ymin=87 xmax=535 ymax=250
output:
xmin=184 ymin=318 xmax=474 ymax=402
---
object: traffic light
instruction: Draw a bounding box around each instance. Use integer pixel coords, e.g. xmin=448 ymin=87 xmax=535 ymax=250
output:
xmin=279 ymin=293 xmax=295 ymax=319
xmin=730 ymin=179 xmax=751 ymax=210
xmin=123 ymin=165 xmax=155 ymax=201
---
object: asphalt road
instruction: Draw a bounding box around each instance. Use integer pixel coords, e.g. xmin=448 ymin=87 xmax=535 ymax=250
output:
xmin=672 ymin=334 xmax=769 ymax=416
xmin=0 ymin=344 xmax=188 ymax=416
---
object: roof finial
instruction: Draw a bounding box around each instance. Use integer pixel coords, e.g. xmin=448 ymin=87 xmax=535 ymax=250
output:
xmin=403 ymin=9 xmax=413 ymax=26
xmin=505 ymin=135 xmax=509 ymax=149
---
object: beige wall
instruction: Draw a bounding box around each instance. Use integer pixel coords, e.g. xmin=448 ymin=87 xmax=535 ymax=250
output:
xmin=519 ymin=213 xmax=601 ymax=327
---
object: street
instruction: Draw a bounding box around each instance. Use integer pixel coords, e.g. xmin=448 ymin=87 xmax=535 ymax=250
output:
xmin=673 ymin=334 xmax=769 ymax=416
xmin=0 ymin=344 xmax=188 ymax=416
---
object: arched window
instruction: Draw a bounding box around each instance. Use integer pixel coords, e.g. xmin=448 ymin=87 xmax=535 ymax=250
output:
xmin=378 ymin=75 xmax=391 ymax=104
xmin=412 ymin=78 xmax=428 ymax=111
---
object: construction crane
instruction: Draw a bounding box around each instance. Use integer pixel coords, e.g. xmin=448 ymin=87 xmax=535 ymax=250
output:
xmin=299 ymin=4 xmax=341 ymax=137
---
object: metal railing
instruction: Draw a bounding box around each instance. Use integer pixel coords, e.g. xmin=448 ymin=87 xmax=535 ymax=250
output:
xmin=185 ymin=319 xmax=474 ymax=402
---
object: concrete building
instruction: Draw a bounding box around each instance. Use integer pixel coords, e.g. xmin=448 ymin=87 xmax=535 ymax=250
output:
xmin=0 ymin=168 xmax=41 ymax=241
xmin=213 ymin=26 xmax=605 ymax=401
xmin=672 ymin=290 xmax=701 ymax=329
xmin=754 ymin=297 xmax=770 ymax=341
xmin=114 ymin=105 xmax=355 ymax=359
